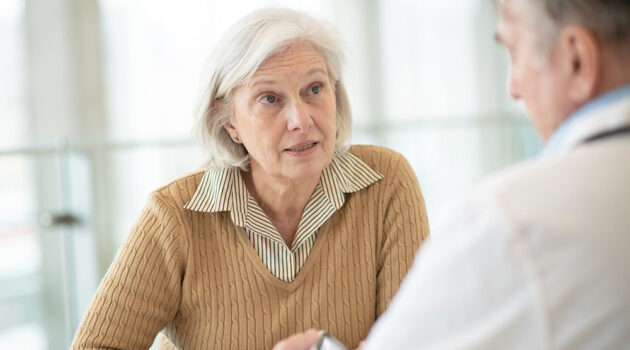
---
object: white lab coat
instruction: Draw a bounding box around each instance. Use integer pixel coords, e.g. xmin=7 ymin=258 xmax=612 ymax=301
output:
xmin=365 ymin=91 xmax=630 ymax=350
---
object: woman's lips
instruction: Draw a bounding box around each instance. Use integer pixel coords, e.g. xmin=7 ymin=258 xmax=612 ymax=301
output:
xmin=285 ymin=142 xmax=316 ymax=152
xmin=284 ymin=142 xmax=318 ymax=155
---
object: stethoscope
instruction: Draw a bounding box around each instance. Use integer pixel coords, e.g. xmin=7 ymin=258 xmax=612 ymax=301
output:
xmin=583 ymin=125 xmax=630 ymax=143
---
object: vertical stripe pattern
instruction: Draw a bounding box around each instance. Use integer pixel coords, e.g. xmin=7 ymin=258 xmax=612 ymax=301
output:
xmin=184 ymin=151 xmax=383 ymax=282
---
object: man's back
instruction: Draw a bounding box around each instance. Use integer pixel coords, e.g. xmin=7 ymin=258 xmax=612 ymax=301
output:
xmin=365 ymin=129 xmax=630 ymax=349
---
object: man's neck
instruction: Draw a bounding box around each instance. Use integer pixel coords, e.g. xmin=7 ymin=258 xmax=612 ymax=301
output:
xmin=594 ymin=46 xmax=630 ymax=100
xmin=541 ymin=81 xmax=630 ymax=156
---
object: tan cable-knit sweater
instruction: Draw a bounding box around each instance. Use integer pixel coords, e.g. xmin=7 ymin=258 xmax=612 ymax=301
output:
xmin=72 ymin=145 xmax=429 ymax=350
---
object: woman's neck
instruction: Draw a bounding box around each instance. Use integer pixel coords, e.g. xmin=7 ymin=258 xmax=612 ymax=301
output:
xmin=241 ymin=169 xmax=320 ymax=248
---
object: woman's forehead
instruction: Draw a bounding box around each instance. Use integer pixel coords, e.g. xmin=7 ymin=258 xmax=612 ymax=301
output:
xmin=252 ymin=43 xmax=328 ymax=79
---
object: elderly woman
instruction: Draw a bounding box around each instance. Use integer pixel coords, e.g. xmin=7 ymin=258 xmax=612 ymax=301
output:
xmin=72 ymin=8 xmax=429 ymax=350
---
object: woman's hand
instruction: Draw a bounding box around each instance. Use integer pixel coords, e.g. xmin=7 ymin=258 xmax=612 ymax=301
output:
xmin=272 ymin=329 xmax=319 ymax=350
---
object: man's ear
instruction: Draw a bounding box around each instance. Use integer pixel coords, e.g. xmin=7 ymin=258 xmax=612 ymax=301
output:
xmin=559 ymin=25 xmax=601 ymax=104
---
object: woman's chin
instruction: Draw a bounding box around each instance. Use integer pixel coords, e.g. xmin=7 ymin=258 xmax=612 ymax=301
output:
xmin=279 ymin=161 xmax=330 ymax=183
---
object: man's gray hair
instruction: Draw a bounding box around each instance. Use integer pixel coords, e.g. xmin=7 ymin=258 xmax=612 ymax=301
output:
xmin=535 ymin=0 xmax=630 ymax=48
xmin=194 ymin=8 xmax=352 ymax=169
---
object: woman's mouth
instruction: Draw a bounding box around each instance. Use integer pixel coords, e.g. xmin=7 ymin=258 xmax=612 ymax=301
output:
xmin=285 ymin=142 xmax=317 ymax=152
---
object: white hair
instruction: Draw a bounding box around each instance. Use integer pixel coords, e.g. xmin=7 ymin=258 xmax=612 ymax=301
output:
xmin=194 ymin=8 xmax=352 ymax=169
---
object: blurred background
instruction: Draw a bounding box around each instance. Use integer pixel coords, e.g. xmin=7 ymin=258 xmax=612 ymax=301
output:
xmin=0 ymin=0 xmax=540 ymax=348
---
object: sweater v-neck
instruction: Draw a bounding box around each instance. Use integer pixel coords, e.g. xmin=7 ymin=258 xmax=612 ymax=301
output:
xmin=184 ymin=151 xmax=383 ymax=282
xmin=233 ymin=219 xmax=334 ymax=292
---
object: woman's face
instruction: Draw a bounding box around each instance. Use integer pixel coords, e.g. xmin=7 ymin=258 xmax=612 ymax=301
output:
xmin=227 ymin=42 xmax=337 ymax=185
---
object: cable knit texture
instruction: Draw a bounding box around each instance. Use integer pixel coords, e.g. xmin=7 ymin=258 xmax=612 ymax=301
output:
xmin=71 ymin=145 xmax=429 ymax=350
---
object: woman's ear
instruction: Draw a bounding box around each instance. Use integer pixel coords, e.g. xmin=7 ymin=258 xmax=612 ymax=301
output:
xmin=214 ymin=97 xmax=238 ymax=140
xmin=224 ymin=119 xmax=241 ymax=143
xmin=224 ymin=121 xmax=238 ymax=140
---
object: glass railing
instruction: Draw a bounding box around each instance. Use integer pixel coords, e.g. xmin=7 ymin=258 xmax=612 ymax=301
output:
xmin=0 ymin=138 xmax=200 ymax=350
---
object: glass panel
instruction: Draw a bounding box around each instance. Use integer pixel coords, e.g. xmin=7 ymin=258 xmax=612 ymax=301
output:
xmin=379 ymin=0 xmax=522 ymax=120
xmin=0 ymin=1 xmax=47 ymax=349
xmin=0 ymin=156 xmax=46 ymax=350
xmin=363 ymin=120 xmax=540 ymax=219
xmin=0 ymin=149 xmax=111 ymax=350
xmin=0 ymin=0 xmax=26 ymax=148
xmin=107 ymin=144 xmax=202 ymax=246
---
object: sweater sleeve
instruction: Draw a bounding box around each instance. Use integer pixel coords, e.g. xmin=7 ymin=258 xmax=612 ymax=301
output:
xmin=375 ymin=151 xmax=429 ymax=316
xmin=71 ymin=191 xmax=186 ymax=350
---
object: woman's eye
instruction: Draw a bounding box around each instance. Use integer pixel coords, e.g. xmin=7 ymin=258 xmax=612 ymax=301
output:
xmin=262 ymin=95 xmax=277 ymax=104
xmin=310 ymin=85 xmax=322 ymax=95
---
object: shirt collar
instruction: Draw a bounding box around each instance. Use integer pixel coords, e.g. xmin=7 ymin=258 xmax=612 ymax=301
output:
xmin=319 ymin=150 xmax=384 ymax=210
xmin=182 ymin=167 xmax=248 ymax=226
xmin=542 ymin=83 xmax=630 ymax=157
xmin=183 ymin=150 xmax=383 ymax=226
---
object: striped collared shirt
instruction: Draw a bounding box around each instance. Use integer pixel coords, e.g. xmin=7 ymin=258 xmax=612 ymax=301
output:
xmin=184 ymin=151 xmax=383 ymax=282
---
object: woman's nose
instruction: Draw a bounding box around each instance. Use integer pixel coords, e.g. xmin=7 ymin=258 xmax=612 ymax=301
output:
xmin=286 ymin=100 xmax=313 ymax=132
